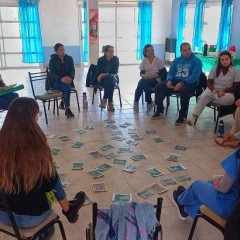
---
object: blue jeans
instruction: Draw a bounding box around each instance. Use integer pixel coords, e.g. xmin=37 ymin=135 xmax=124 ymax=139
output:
xmin=53 ymin=81 xmax=71 ymax=108
xmin=0 ymin=92 xmax=19 ymax=110
xmin=100 ymin=75 xmax=118 ymax=102
xmin=0 ymin=175 xmax=66 ymax=228
xmin=178 ymin=180 xmax=239 ymax=219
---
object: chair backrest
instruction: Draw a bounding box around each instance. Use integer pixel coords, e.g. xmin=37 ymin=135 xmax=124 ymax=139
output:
xmin=196 ymin=72 xmax=208 ymax=98
xmin=86 ymin=64 xmax=98 ymax=87
xmin=0 ymin=190 xmax=21 ymax=237
xmin=28 ymin=68 xmax=50 ymax=98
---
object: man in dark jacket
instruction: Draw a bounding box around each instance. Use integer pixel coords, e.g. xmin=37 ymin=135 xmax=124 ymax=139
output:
xmin=49 ymin=43 xmax=75 ymax=118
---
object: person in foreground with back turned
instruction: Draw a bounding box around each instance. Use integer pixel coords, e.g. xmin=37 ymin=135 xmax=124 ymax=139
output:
xmin=0 ymin=97 xmax=85 ymax=239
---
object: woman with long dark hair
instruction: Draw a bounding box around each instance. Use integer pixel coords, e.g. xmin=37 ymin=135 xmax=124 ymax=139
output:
xmin=0 ymin=97 xmax=85 ymax=238
xmin=187 ymin=50 xmax=240 ymax=126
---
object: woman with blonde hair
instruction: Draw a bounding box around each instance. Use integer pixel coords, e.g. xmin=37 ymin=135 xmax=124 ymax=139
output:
xmin=0 ymin=97 xmax=85 ymax=238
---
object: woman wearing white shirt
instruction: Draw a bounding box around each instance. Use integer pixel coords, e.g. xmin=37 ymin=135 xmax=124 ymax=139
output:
xmin=133 ymin=44 xmax=167 ymax=113
xmin=187 ymin=50 xmax=240 ymax=126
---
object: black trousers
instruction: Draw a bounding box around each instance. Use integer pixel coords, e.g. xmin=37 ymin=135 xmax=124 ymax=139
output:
xmin=100 ymin=75 xmax=118 ymax=102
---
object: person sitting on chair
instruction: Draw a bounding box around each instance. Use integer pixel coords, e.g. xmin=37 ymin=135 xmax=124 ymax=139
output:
xmin=0 ymin=74 xmax=19 ymax=110
xmin=151 ymin=42 xmax=202 ymax=125
xmin=215 ymin=99 xmax=240 ymax=148
xmin=172 ymin=148 xmax=240 ymax=222
xmin=97 ymin=45 xmax=119 ymax=111
xmin=187 ymin=50 xmax=240 ymax=127
xmin=0 ymin=98 xmax=85 ymax=239
xmin=49 ymin=43 xmax=75 ymax=118
xmin=133 ymin=44 xmax=167 ymax=113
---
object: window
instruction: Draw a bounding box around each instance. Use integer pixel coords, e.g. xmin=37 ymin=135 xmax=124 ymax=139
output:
xmin=183 ymin=5 xmax=195 ymax=45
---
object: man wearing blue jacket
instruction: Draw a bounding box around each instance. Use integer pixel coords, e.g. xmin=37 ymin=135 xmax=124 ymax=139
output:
xmin=151 ymin=42 xmax=202 ymax=125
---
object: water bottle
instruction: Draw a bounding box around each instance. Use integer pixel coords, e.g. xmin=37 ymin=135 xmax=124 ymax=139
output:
xmin=203 ymin=43 xmax=208 ymax=56
xmin=217 ymin=120 xmax=224 ymax=138
xmin=83 ymin=92 xmax=88 ymax=109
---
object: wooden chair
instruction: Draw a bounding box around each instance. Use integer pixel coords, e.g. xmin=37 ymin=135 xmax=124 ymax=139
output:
xmin=86 ymin=197 xmax=163 ymax=240
xmin=0 ymin=190 xmax=67 ymax=240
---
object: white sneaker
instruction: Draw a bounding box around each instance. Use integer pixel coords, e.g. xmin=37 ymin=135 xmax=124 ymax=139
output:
xmin=146 ymin=102 xmax=153 ymax=113
xmin=133 ymin=102 xmax=139 ymax=112
xmin=187 ymin=116 xmax=197 ymax=127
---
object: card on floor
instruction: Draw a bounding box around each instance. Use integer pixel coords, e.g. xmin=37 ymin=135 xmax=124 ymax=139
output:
xmin=113 ymin=159 xmax=127 ymax=165
xmin=92 ymin=182 xmax=107 ymax=192
xmin=75 ymin=129 xmax=86 ymax=134
xmin=46 ymin=134 xmax=55 ymax=139
xmin=112 ymin=193 xmax=132 ymax=202
xmin=160 ymin=178 xmax=177 ymax=186
xmin=89 ymin=151 xmax=103 ymax=158
xmin=58 ymin=172 xmax=67 ymax=181
xmin=131 ymin=154 xmax=148 ymax=161
xmin=51 ymin=148 xmax=61 ymax=155
xmin=104 ymin=124 xmax=117 ymax=129
xmin=104 ymin=119 xmax=116 ymax=124
xmin=72 ymin=162 xmax=84 ymax=170
xmin=85 ymin=125 xmax=94 ymax=130
xmin=88 ymin=169 xmax=104 ymax=179
xmin=175 ymin=145 xmax=187 ymax=151
xmin=151 ymin=136 xmax=164 ymax=142
xmin=62 ymin=181 xmax=71 ymax=190
xmin=120 ymin=122 xmax=132 ymax=128
xmin=128 ymin=128 xmax=137 ymax=134
xmin=53 ymin=161 xmax=59 ymax=169
xmin=117 ymin=147 xmax=132 ymax=153
xmin=112 ymin=136 xmax=124 ymax=141
xmin=111 ymin=130 xmax=123 ymax=136
xmin=126 ymin=139 xmax=139 ymax=146
xmin=84 ymin=194 xmax=93 ymax=205
xmin=58 ymin=135 xmax=71 ymax=141
xmin=147 ymin=183 xmax=168 ymax=194
xmin=130 ymin=134 xmax=143 ymax=140
xmin=104 ymin=153 xmax=116 ymax=159
xmin=137 ymin=188 xmax=154 ymax=199
xmin=99 ymin=144 xmax=114 ymax=151
xmin=146 ymin=130 xmax=157 ymax=134
xmin=167 ymin=154 xmax=182 ymax=162
xmin=123 ymin=164 xmax=139 ymax=173
xmin=175 ymin=175 xmax=191 ymax=182
xmin=167 ymin=164 xmax=186 ymax=172
xmin=96 ymin=163 xmax=112 ymax=172
xmin=145 ymin=167 xmax=164 ymax=177
xmin=72 ymin=141 xmax=85 ymax=148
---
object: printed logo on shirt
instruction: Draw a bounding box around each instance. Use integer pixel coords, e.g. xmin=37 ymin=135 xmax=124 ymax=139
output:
xmin=175 ymin=64 xmax=191 ymax=78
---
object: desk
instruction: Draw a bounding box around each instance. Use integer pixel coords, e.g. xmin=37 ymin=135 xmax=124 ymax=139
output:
xmin=196 ymin=54 xmax=240 ymax=72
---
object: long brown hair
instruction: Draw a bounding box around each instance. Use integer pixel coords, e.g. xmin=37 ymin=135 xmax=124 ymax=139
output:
xmin=0 ymin=97 xmax=55 ymax=194
xmin=216 ymin=50 xmax=233 ymax=77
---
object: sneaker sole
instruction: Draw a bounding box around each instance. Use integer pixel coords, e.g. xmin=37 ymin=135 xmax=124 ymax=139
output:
xmin=151 ymin=115 xmax=163 ymax=120
xmin=172 ymin=191 xmax=187 ymax=221
xmin=175 ymin=120 xmax=186 ymax=126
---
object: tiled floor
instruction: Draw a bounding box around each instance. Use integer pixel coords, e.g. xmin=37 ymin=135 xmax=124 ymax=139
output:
xmin=0 ymin=65 xmax=235 ymax=240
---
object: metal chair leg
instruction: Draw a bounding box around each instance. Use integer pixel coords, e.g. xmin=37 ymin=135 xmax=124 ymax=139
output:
xmin=165 ymin=96 xmax=170 ymax=116
xmin=56 ymin=99 xmax=59 ymax=115
xmin=75 ymin=91 xmax=80 ymax=112
xmin=177 ymin=96 xmax=180 ymax=111
xmin=214 ymin=107 xmax=217 ymax=121
xmin=118 ymin=88 xmax=122 ymax=108
xmin=48 ymin=100 xmax=50 ymax=110
xmin=43 ymin=102 xmax=48 ymax=124
xmin=53 ymin=99 xmax=56 ymax=114
xmin=188 ymin=215 xmax=200 ymax=240
xmin=142 ymin=91 xmax=144 ymax=105
xmin=57 ymin=220 xmax=67 ymax=240
xmin=92 ymin=88 xmax=95 ymax=105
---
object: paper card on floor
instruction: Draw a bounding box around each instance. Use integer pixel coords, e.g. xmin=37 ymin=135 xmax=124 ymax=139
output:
xmin=137 ymin=188 xmax=154 ymax=199
xmin=111 ymin=130 xmax=123 ymax=136
xmin=126 ymin=139 xmax=139 ymax=146
xmin=104 ymin=119 xmax=116 ymax=124
xmin=120 ymin=122 xmax=132 ymax=128
xmin=58 ymin=172 xmax=67 ymax=181
xmin=84 ymin=194 xmax=93 ymax=205
xmin=72 ymin=162 xmax=84 ymax=170
xmin=145 ymin=167 xmax=164 ymax=177
xmin=104 ymin=124 xmax=117 ymax=129
xmin=160 ymin=178 xmax=177 ymax=186
xmin=117 ymin=147 xmax=132 ymax=153
xmin=113 ymin=159 xmax=127 ymax=165
xmin=96 ymin=163 xmax=112 ymax=172
xmin=151 ymin=136 xmax=164 ymax=142
xmin=53 ymin=161 xmax=59 ymax=169
xmin=75 ymin=129 xmax=86 ymax=134
xmin=92 ymin=182 xmax=107 ymax=192
xmin=147 ymin=183 xmax=168 ymax=194
xmin=104 ymin=153 xmax=116 ymax=159
xmin=85 ymin=125 xmax=94 ymax=130
xmin=46 ymin=134 xmax=55 ymax=139
xmin=62 ymin=181 xmax=71 ymax=190
xmin=175 ymin=175 xmax=191 ymax=182
xmin=128 ymin=128 xmax=137 ymax=134
xmin=58 ymin=135 xmax=71 ymax=141
xmin=88 ymin=169 xmax=104 ymax=179
xmin=112 ymin=136 xmax=124 ymax=141
xmin=51 ymin=148 xmax=61 ymax=155
xmin=130 ymin=134 xmax=143 ymax=140
xmin=131 ymin=154 xmax=148 ymax=161
xmin=112 ymin=193 xmax=132 ymax=202
xmin=175 ymin=145 xmax=187 ymax=151
xmin=99 ymin=144 xmax=114 ymax=151
xmin=123 ymin=164 xmax=139 ymax=173
xmin=167 ymin=164 xmax=186 ymax=172
xmin=146 ymin=130 xmax=157 ymax=134
xmin=167 ymin=154 xmax=182 ymax=162
xmin=72 ymin=142 xmax=85 ymax=148
xmin=89 ymin=151 xmax=103 ymax=158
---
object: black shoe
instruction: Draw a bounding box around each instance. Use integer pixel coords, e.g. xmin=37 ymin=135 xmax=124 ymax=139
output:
xmin=65 ymin=108 xmax=74 ymax=118
xmin=151 ymin=112 xmax=164 ymax=120
xmin=62 ymin=191 xmax=85 ymax=223
xmin=38 ymin=226 xmax=55 ymax=240
xmin=59 ymin=100 xmax=65 ymax=110
xmin=177 ymin=185 xmax=186 ymax=195
xmin=175 ymin=116 xmax=186 ymax=126
xmin=172 ymin=190 xmax=188 ymax=220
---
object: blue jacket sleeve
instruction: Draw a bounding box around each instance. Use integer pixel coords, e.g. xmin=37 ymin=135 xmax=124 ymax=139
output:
xmin=167 ymin=59 xmax=177 ymax=81
xmin=184 ymin=58 xmax=202 ymax=85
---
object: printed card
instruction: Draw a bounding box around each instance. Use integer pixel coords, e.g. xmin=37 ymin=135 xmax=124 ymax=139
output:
xmin=120 ymin=122 xmax=132 ymax=128
xmin=89 ymin=151 xmax=103 ymax=158
xmin=175 ymin=145 xmax=187 ymax=151
xmin=58 ymin=135 xmax=71 ymax=141
xmin=113 ymin=159 xmax=127 ymax=165
xmin=117 ymin=147 xmax=132 ymax=153
xmin=99 ymin=144 xmax=114 ymax=151
xmin=151 ymin=136 xmax=164 ymax=142
xmin=167 ymin=164 xmax=186 ymax=172
xmin=96 ymin=163 xmax=112 ymax=172
xmin=130 ymin=134 xmax=143 ymax=140
xmin=51 ymin=147 xmax=61 ymax=155
xmin=167 ymin=154 xmax=182 ymax=162
xmin=123 ymin=164 xmax=139 ymax=173
xmin=137 ymin=188 xmax=154 ymax=199
xmin=104 ymin=153 xmax=116 ymax=159
xmin=112 ymin=193 xmax=132 ymax=202
xmin=88 ymin=169 xmax=104 ymax=179
xmin=160 ymin=178 xmax=177 ymax=186
xmin=84 ymin=194 xmax=93 ymax=205
xmin=131 ymin=154 xmax=148 ymax=161
xmin=62 ymin=181 xmax=71 ymax=190
xmin=126 ymin=139 xmax=139 ymax=146
xmin=92 ymin=182 xmax=107 ymax=192
xmin=145 ymin=167 xmax=164 ymax=177
xmin=147 ymin=183 xmax=168 ymax=194
xmin=146 ymin=130 xmax=157 ymax=134
xmin=175 ymin=175 xmax=191 ymax=182
xmin=72 ymin=142 xmax=85 ymax=149
xmin=72 ymin=162 xmax=84 ymax=170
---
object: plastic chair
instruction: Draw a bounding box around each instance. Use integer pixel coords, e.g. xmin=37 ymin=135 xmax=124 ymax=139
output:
xmin=0 ymin=190 xmax=67 ymax=240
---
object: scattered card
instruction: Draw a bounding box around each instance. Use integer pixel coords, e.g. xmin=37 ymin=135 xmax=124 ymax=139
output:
xmin=99 ymin=144 xmax=114 ymax=151
xmin=126 ymin=139 xmax=139 ymax=146
xmin=104 ymin=124 xmax=117 ymax=129
xmin=72 ymin=162 xmax=84 ymax=170
xmin=147 ymin=183 xmax=168 ymax=194
xmin=88 ymin=169 xmax=104 ymax=179
xmin=51 ymin=148 xmax=61 ymax=155
xmin=145 ymin=167 xmax=164 ymax=177
xmin=120 ymin=122 xmax=132 ymax=128
xmin=96 ymin=163 xmax=112 ymax=172
xmin=112 ymin=193 xmax=132 ymax=202
xmin=58 ymin=135 xmax=70 ymax=141
xmin=175 ymin=175 xmax=191 ymax=182
xmin=46 ymin=134 xmax=55 ymax=139
xmin=112 ymin=136 xmax=124 ymax=141
xmin=89 ymin=151 xmax=103 ymax=158
xmin=84 ymin=194 xmax=93 ymax=205
xmin=58 ymin=172 xmax=67 ymax=181
xmin=137 ymin=188 xmax=154 ymax=199
xmin=146 ymin=130 xmax=157 ymax=134
xmin=92 ymin=182 xmax=107 ymax=192
xmin=104 ymin=153 xmax=116 ymax=159
xmin=104 ymin=119 xmax=116 ymax=124
xmin=167 ymin=154 xmax=182 ymax=162
xmin=62 ymin=181 xmax=71 ymax=190
xmin=123 ymin=164 xmax=139 ymax=173
xmin=53 ymin=161 xmax=59 ymax=169
xmin=117 ymin=147 xmax=132 ymax=153
xmin=75 ymin=129 xmax=86 ymax=134
xmin=72 ymin=142 xmax=85 ymax=149
xmin=85 ymin=125 xmax=94 ymax=129
xmin=160 ymin=178 xmax=177 ymax=186
xmin=151 ymin=136 xmax=164 ymax=142
xmin=167 ymin=164 xmax=186 ymax=172
xmin=175 ymin=145 xmax=187 ymax=151
xmin=130 ymin=134 xmax=143 ymax=140
xmin=113 ymin=159 xmax=127 ymax=165
xmin=131 ymin=154 xmax=148 ymax=161
xmin=111 ymin=131 xmax=123 ymax=136
xmin=128 ymin=128 xmax=137 ymax=134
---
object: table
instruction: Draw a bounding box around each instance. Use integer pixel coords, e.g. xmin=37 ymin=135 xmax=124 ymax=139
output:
xmin=196 ymin=54 xmax=240 ymax=72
